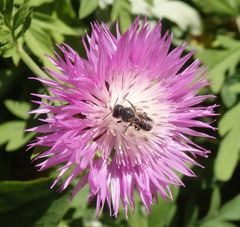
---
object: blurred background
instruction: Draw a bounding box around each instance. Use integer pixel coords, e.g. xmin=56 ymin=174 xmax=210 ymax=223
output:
xmin=0 ymin=0 xmax=240 ymax=226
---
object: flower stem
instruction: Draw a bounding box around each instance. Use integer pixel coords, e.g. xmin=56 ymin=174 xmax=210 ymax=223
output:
xmin=17 ymin=46 xmax=50 ymax=80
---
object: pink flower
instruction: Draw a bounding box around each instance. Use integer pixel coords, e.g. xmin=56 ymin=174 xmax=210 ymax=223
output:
xmin=28 ymin=19 xmax=216 ymax=217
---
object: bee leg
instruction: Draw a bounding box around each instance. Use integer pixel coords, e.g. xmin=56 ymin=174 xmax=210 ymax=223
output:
xmin=125 ymin=123 xmax=132 ymax=132
xmin=134 ymin=125 xmax=140 ymax=131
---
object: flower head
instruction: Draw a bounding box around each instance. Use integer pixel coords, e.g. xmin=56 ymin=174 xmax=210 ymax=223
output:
xmin=29 ymin=19 xmax=216 ymax=217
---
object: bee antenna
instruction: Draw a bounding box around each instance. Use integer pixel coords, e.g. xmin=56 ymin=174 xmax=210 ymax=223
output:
xmin=102 ymin=112 xmax=111 ymax=120
xmin=103 ymin=97 xmax=119 ymax=120
xmin=113 ymin=97 xmax=119 ymax=107
xmin=125 ymin=99 xmax=136 ymax=110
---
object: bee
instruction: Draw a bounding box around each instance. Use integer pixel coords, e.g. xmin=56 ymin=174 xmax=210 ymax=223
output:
xmin=112 ymin=100 xmax=153 ymax=132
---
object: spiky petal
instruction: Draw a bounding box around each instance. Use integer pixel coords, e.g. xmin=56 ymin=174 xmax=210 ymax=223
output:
xmin=28 ymin=19 xmax=216 ymax=217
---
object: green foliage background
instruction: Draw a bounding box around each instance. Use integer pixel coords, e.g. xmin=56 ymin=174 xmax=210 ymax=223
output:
xmin=0 ymin=0 xmax=240 ymax=226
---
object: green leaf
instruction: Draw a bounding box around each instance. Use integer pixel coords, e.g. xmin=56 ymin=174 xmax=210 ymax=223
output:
xmin=15 ymin=0 xmax=55 ymax=7
xmin=214 ymin=126 xmax=240 ymax=181
xmin=0 ymin=41 xmax=16 ymax=58
xmin=0 ymin=178 xmax=70 ymax=227
xmin=3 ymin=0 xmax=14 ymax=28
xmin=35 ymin=193 xmax=70 ymax=227
xmin=111 ymin=0 xmax=132 ymax=33
xmin=15 ymin=8 xmax=32 ymax=39
xmin=206 ymin=186 xmax=221 ymax=219
xmin=0 ymin=178 xmax=53 ymax=213
xmin=127 ymin=200 xmax=148 ymax=227
xmin=217 ymin=90 xmax=240 ymax=182
xmin=148 ymin=200 xmax=177 ymax=227
xmin=197 ymin=45 xmax=240 ymax=93
xmin=216 ymin=35 xmax=240 ymax=49
xmin=193 ymin=0 xmax=239 ymax=16
xmin=218 ymin=104 xmax=240 ymax=136
xmin=151 ymin=0 xmax=202 ymax=35
xmin=24 ymin=26 xmax=54 ymax=63
xmin=199 ymin=220 xmax=237 ymax=227
xmin=229 ymin=83 xmax=240 ymax=93
xmin=79 ymin=0 xmax=99 ymax=19
xmin=0 ymin=121 xmax=34 ymax=151
xmin=32 ymin=12 xmax=78 ymax=35
xmin=4 ymin=99 xmax=31 ymax=120
xmin=69 ymin=185 xmax=89 ymax=219
xmin=147 ymin=187 xmax=179 ymax=227
xmin=0 ymin=28 xmax=11 ymax=43
xmin=12 ymin=0 xmax=30 ymax=31
xmin=217 ymin=195 xmax=240 ymax=221
xmin=221 ymin=82 xmax=238 ymax=108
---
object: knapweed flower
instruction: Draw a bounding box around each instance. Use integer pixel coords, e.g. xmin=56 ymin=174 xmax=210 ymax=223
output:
xmin=28 ymin=19 xmax=215 ymax=217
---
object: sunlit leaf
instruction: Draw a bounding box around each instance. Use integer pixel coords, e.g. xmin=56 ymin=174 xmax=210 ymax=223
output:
xmin=79 ymin=0 xmax=99 ymax=19
xmin=199 ymin=220 xmax=237 ymax=227
xmin=32 ymin=12 xmax=78 ymax=35
xmin=193 ymin=0 xmax=239 ymax=16
xmin=0 ymin=121 xmax=34 ymax=151
xmin=206 ymin=186 xmax=221 ymax=219
xmin=214 ymin=127 xmax=240 ymax=181
xmin=15 ymin=0 xmax=55 ymax=7
xmin=4 ymin=99 xmax=31 ymax=120
xmin=217 ymin=194 xmax=240 ymax=221
xmin=218 ymin=104 xmax=240 ymax=136
xmin=197 ymin=46 xmax=240 ymax=93
xmin=229 ymin=83 xmax=240 ymax=93
xmin=151 ymin=0 xmax=202 ymax=35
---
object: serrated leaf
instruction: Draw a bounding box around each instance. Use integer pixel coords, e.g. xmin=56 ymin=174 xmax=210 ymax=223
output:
xmin=0 ymin=121 xmax=34 ymax=151
xmin=3 ymin=0 xmax=14 ymax=28
xmin=193 ymin=0 xmax=239 ymax=16
xmin=197 ymin=47 xmax=240 ymax=93
xmin=216 ymin=35 xmax=240 ymax=49
xmin=217 ymin=195 xmax=240 ymax=221
xmin=214 ymin=127 xmax=240 ymax=181
xmin=218 ymin=104 xmax=240 ymax=136
xmin=4 ymin=99 xmax=31 ymax=120
xmin=79 ymin=0 xmax=99 ymax=19
xmin=151 ymin=0 xmax=202 ymax=35
xmin=24 ymin=26 xmax=54 ymax=63
xmin=0 ymin=41 xmax=17 ymax=58
xmin=32 ymin=12 xmax=78 ymax=35
xmin=12 ymin=0 xmax=30 ymax=30
xmin=15 ymin=8 xmax=32 ymax=39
